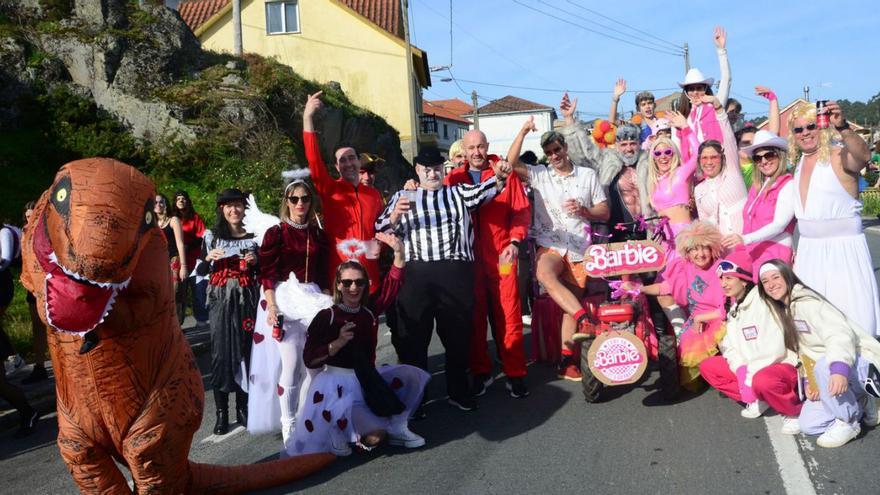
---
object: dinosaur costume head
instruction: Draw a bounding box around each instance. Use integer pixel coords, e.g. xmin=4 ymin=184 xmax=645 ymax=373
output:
xmin=29 ymin=158 xmax=155 ymax=334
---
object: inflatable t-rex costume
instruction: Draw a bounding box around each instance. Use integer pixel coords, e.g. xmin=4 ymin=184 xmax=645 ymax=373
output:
xmin=21 ymin=158 xmax=334 ymax=494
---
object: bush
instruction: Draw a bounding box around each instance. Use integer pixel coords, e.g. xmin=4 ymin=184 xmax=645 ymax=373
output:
xmin=861 ymin=189 xmax=880 ymax=216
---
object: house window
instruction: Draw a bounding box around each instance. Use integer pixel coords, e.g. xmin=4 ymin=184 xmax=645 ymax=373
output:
xmin=443 ymin=124 xmax=448 ymax=139
xmin=266 ymin=1 xmax=300 ymax=34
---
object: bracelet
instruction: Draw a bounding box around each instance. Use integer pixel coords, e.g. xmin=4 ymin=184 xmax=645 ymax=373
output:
xmin=328 ymin=342 xmax=334 ymax=355
xmin=835 ymin=120 xmax=850 ymax=131
xmin=510 ymin=239 xmax=521 ymax=248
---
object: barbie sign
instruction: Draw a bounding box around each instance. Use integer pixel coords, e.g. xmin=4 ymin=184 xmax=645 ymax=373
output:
xmin=583 ymin=240 xmax=667 ymax=278
xmin=587 ymin=331 xmax=648 ymax=385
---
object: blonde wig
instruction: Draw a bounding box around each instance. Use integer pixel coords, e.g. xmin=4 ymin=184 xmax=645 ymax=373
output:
xmin=449 ymin=139 xmax=464 ymax=160
xmin=675 ymin=220 xmax=724 ymax=260
xmin=787 ymin=102 xmax=832 ymax=164
xmin=647 ymin=136 xmax=682 ymax=197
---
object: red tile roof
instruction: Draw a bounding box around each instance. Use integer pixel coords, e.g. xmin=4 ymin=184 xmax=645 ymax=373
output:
xmin=427 ymin=98 xmax=472 ymax=117
xmin=472 ymin=95 xmax=552 ymax=115
xmin=178 ymin=0 xmax=404 ymax=39
xmin=178 ymin=0 xmax=228 ymax=33
xmin=423 ymin=100 xmax=471 ymax=125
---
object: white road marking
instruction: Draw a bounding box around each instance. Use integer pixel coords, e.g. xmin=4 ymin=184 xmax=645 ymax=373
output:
xmin=199 ymin=425 xmax=245 ymax=444
xmin=763 ymin=416 xmax=817 ymax=495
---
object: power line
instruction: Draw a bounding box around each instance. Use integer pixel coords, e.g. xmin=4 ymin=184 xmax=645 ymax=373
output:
xmin=535 ymin=0 xmax=684 ymax=55
xmin=564 ymin=0 xmax=682 ymax=51
xmin=731 ymin=91 xmax=768 ymax=106
xmin=511 ymin=0 xmax=684 ymax=57
xmin=451 ymin=76 xmax=678 ymax=95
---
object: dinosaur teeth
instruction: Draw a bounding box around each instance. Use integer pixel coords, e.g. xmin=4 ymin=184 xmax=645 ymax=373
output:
xmin=49 ymin=250 xmax=132 ymax=289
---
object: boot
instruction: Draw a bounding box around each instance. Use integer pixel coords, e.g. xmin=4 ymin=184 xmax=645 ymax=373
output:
xmin=213 ymin=389 xmax=230 ymax=435
xmin=235 ymin=390 xmax=248 ymax=426
xmin=279 ymin=386 xmax=298 ymax=448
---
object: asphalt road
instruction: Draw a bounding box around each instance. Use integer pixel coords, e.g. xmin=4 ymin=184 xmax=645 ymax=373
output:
xmin=4 ymin=226 xmax=880 ymax=494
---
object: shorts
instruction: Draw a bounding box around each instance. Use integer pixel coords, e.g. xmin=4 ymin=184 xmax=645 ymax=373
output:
xmin=536 ymin=246 xmax=588 ymax=288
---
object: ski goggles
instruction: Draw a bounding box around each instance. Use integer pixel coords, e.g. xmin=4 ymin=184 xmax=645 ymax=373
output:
xmin=716 ymin=260 xmax=753 ymax=279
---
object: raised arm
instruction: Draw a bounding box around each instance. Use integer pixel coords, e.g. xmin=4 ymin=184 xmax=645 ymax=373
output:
xmin=755 ymin=86 xmax=780 ymax=135
xmin=711 ymin=95 xmax=743 ymax=169
xmin=828 ymin=101 xmax=871 ymax=173
xmin=713 ymin=26 xmax=731 ymax=106
xmin=302 ymin=91 xmax=332 ymax=193
xmin=609 ymin=79 xmax=625 ymax=123
xmin=459 ymin=176 xmax=500 ymax=210
xmin=508 ymin=117 xmax=537 ymax=183
xmin=668 ymin=110 xmax=700 ymax=179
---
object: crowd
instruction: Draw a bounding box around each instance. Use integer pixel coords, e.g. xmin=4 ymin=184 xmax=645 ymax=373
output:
xmin=2 ymin=26 xmax=879 ymax=456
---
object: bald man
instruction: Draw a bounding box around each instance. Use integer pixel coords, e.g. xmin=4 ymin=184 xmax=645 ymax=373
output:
xmin=444 ymin=130 xmax=531 ymax=398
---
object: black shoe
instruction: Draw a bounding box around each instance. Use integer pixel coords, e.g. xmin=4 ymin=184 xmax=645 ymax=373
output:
xmin=235 ymin=406 xmax=248 ymax=426
xmin=471 ymin=373 xmax=493 ymax=397
xmin=213 ymin=410 xmax=229 ymax=435
xmin=506 ymin=377 xmax=530 ymax=399
xmin=14 ymin=409 xmax=40 ymax=439
xmin=22 ymin=365 xmax=48 ymax=385
xmin=448 ymin=395 xmax=478 ymax=412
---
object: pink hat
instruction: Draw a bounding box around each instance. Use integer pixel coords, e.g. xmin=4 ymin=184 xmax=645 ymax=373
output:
xmin=716 ymin=246 xmax=754 ymax=282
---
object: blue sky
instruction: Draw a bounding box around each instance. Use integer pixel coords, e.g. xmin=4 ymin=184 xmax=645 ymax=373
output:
xmin=410 ymin=0 xmax=879 ymax=122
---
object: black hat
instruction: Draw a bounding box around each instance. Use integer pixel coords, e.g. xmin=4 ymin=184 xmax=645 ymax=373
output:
xmin=414 ymin=146 xmax=445 ymax=167
xmin=216 ymin=188 xmax=247 ymax=206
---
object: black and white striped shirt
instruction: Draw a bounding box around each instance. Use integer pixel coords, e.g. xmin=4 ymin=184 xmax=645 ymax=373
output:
xmin=375 ymin=178 xmax=499 ymax=262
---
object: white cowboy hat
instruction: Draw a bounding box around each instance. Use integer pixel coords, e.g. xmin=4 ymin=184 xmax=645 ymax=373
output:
xmin=740 ymin=130 xmax=789 ymax=154
xmin=678 ymin=68 xmax=714 ymax=88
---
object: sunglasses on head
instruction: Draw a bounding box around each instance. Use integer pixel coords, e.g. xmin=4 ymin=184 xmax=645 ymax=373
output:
xmin=339 ymin=278 xmax=368 ymax=288
xmin=287 ymin=195 xmax=311 ymax=205
xmin=653 ymin=149 xmax=674 ymax=157
xmin=793 ymin=123 xmax=817 ymax=134
xmin=753 ymin=150 xmax=779 ymax=163
xmin=716 ymin=260 xmax=753 ymax=279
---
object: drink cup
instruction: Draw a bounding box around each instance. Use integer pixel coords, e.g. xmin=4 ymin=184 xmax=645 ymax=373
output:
xmin=815 ymin=100 xmax=829 ymax=129
xmin=498 ymin=261 xmax=513 ymax=276
xmin=239 ymin=247 xmax=249 ymax=271
xmin=402 ymin=190 xmax=418 ymax=203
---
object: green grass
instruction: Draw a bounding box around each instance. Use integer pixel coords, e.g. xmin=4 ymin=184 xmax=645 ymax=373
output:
xmin=2 ymin=267 xmax=33 ymax=358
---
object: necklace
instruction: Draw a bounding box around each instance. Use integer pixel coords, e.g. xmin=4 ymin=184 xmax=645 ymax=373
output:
xmin=801 ymin=149 xmax=819 ymax=156
xmin=285 ymin=218 xmax=309 ymax=229
xmin=338 ymin=302 xmax=360 ymax=313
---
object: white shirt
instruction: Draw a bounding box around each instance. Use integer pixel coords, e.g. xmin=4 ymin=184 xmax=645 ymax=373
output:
xmin=527 ymin=164 xmax=606 ymax=262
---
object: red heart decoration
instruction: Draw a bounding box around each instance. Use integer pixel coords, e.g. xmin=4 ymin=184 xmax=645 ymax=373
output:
xmin=261 ymin=299 xmax=268 ymax=310
xmin=337 ymin=418 xmax=348 ymax=430
xmin=252 ymin=332 xmax=265 ymax=344
xmin=337 ymin=385 xmax=343 ymax=398
xmin=313 ymin=391 xmax=324 ymax=404
xmin=390 ymin=377 xmax=403 ymax=390
xmin=277 ymin=384 xmax=284 ymax=396
xmin=304 ymin=419 xmax=314 ymax=432
xmin=322 ymin=410 xmax=332 ymax=422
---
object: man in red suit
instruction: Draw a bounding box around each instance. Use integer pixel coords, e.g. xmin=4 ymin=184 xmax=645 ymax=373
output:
xmin=445 ymin=130 xmax=531 ymax=398
xmin=303 ymin=91 xmax=384 ymax=292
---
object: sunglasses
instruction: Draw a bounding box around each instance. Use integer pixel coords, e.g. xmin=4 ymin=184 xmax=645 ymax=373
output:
xmin=287 ymin=195 xmax=311 ymax=205
xmin=716 ymin=260 xmax=753 ymax=279
xmin=653 ymin=149 xmax=674 ymax=157
xmin=339 ymin=278 xmax=368 ymax=288
xmin=792 ymin=123 xmax=817 ymax=134
xmin=753 ymin=151 xmax=779 ymax=163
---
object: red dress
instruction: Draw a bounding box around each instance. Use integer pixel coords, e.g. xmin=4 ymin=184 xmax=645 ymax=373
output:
xmin=258 ymin=222 xmax=329 ymax=291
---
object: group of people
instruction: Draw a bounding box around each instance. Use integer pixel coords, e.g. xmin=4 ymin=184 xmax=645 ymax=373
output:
xmin=3 ymin=26 xmax=879 ymax=455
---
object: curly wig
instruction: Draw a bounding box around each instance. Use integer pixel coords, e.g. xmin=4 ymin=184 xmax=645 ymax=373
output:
xmin=787 ymin=102 xmax=832 ymax=164
xmin=675 ymin=221 xmax=724 ymax=260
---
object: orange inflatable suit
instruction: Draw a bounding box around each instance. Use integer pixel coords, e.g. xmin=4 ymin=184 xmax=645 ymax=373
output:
xmin=20 ymin=158 xmax=333 ymax=494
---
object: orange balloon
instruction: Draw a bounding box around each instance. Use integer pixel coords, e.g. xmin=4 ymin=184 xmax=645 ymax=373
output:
xmin=599 ymin=120 xmax=611 ymax=133
xmin=592 ymin=126 xmax=604 ymax=139
xmin=604 ymin=130 xmax=616 ymax=144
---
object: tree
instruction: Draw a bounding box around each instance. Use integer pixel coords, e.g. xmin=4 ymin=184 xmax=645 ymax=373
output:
xmin=837 ymin=91 xmax=880 ymax=127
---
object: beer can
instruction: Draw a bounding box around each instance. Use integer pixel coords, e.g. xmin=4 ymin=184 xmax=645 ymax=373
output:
xmin=815 ymin=100 xmax=830 ymax=129
xmin=239 ymin=247 xmax=249 ymax=271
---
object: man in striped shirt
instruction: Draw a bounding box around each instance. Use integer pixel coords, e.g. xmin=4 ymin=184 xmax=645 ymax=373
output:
xmin=375 ymin=146 xmax=511 ymax=412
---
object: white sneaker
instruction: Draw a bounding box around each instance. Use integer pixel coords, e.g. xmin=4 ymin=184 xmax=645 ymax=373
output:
xmin=816 ymin=419 xmax=860 ymax=448
xmin=387 ymin=425 xmax=426 ymax=448
xmin=740 ymin=401 xmax=769 ymax=419
xmin=781 ymin=416 xmax=801 ymax=435
xmin=860 ymin=394 xmax=879 ymax=426
xmin=330 ymin=437 xmax=352 ymax=456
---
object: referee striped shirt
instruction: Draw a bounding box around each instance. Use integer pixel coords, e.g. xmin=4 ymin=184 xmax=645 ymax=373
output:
xmin=375 ymin=177 xmax=499 ymax=262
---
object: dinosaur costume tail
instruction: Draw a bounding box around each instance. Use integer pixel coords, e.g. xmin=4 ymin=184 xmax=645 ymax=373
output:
xmin=189 ymin=454 xmax=335 ymax=494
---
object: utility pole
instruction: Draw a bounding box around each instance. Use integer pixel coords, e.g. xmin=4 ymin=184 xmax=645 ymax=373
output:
xmin=471 ymin=90 xmax=479 ymax=130
xmin=683 ymin=43 xmax=690 ymax=73
xmin=401 ymin=0 xmax=419 ymax=162
xmin=804 ymin=85 xmax=810 ymax=102
xmin=232 ymin=0 xmax=242 ymax=56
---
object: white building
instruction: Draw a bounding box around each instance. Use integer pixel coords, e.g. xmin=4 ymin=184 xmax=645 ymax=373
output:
xmin=464 ymin=95 xmax=556 ymax=159
xmin=419 ymin=99 xmax=472 ymax=156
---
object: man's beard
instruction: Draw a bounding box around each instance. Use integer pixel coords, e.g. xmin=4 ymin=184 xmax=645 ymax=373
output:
xmin=620 ymin=150 xmax=640 ymax=167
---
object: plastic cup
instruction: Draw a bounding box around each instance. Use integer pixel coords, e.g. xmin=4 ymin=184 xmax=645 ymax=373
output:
xmin=402 ymin=190 xmax=418 ymax=203
xmin=498 ymin=261 xmax=513 ymax=276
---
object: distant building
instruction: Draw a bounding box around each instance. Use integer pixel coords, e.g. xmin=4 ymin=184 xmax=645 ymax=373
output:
xmin=420 ymin=99 xmax=471 ymax=156
xmin=177 ymin=0 xmax=430 ymax=158
xmin=464 ymin=95 xmax=556 ymax=158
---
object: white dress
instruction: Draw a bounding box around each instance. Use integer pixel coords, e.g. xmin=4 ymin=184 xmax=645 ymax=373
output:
xmin=793 ymin=155 xmax=880 ymax=336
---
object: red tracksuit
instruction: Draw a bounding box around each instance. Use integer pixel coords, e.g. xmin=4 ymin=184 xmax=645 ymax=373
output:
xmin=445 ymin=158 xmax=530 ymax=378
xmin=304 ymin=131 xmax=384 ymax=293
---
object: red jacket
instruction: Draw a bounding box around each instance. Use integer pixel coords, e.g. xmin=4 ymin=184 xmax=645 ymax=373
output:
xmin=444 ymin=156 xmax=530 ymax=264
xmin=304 ymin=131 xmax=384 ymax=291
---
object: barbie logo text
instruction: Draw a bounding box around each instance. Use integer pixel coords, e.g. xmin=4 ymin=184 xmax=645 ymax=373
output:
xmin=583 ymin=240 xmax=667 ymax=277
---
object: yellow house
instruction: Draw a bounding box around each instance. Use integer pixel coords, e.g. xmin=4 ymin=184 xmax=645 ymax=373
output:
xmin=178 ymin=0 xmax=430 ymax=156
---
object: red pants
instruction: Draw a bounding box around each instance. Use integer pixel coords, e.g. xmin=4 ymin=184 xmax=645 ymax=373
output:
xmin=699 ymin=356 xmax=802 ymax=417
xmin=470 ymin=258 xmax=527 ymax=378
